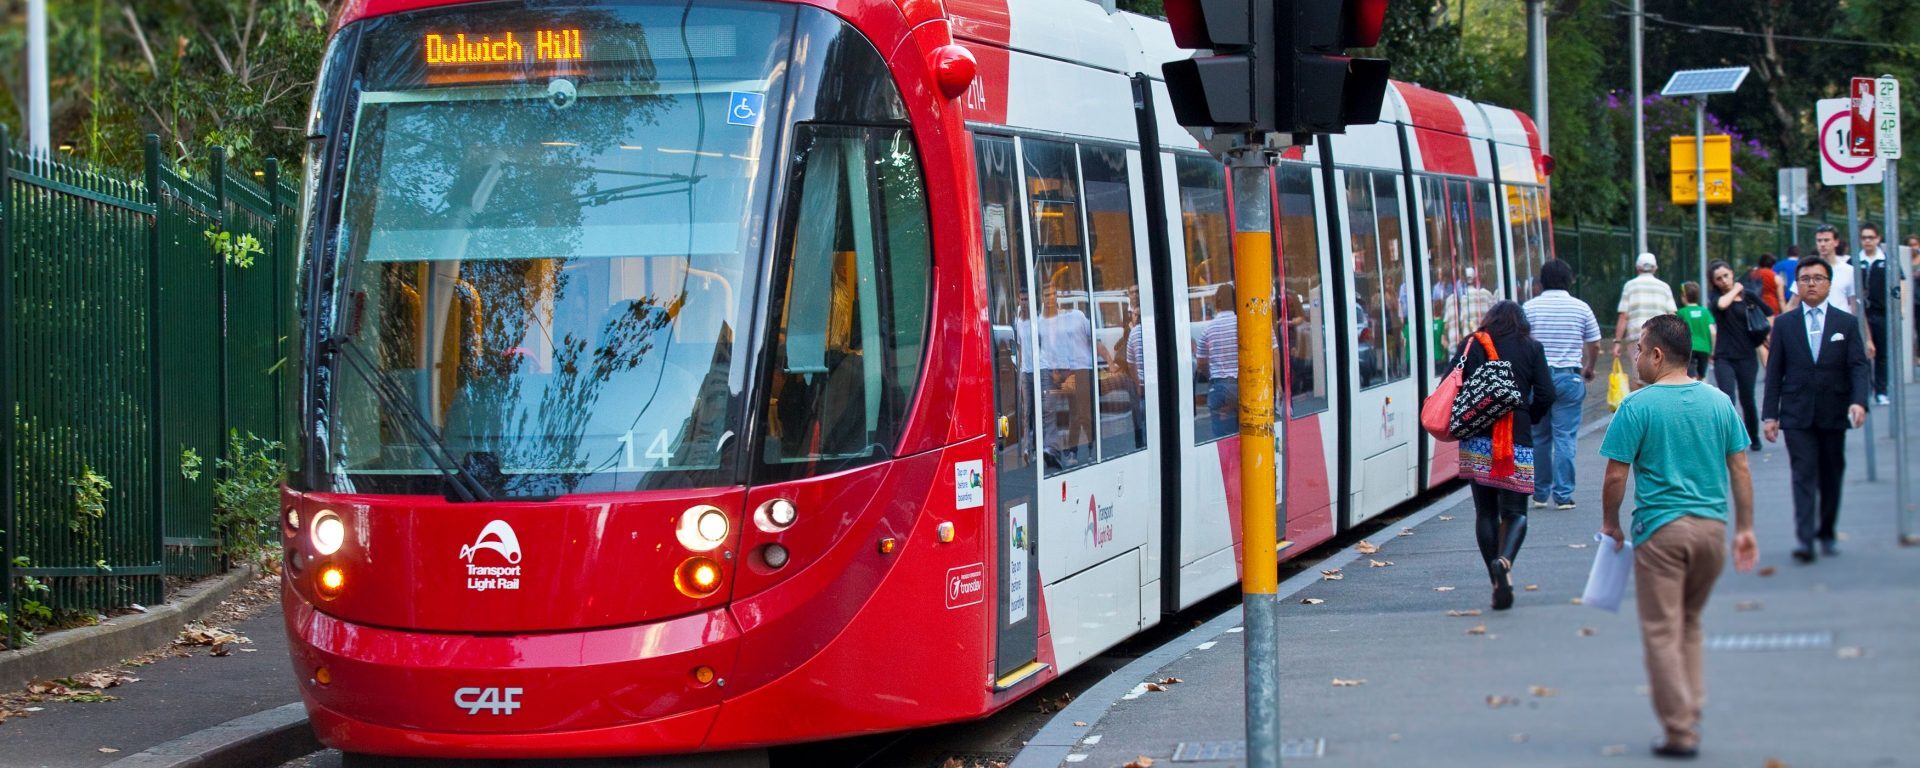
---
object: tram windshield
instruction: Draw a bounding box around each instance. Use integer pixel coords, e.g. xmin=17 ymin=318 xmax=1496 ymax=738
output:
xmin=322 ymin=1 xmax=792 ymax=496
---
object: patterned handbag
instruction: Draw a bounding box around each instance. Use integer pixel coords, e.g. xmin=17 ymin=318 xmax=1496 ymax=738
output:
xmin=1448 ymin=332 xmax=1523 ymax=441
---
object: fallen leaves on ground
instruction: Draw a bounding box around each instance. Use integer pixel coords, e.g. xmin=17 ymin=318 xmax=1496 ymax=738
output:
xmin=1035 ymin=691 xmax=1075 ymax=714
xmin=1528 ymin=686 xmax=1557 ymax=698
xmin=1466 ymin=624 xmax=1488 ymax=636
xmin=1486 ymin=695 xmax=1517 ymax=708
xmin=1157 ymin=677 xmax=1181 ymax=685
xmin=939 ymin=759 xmax=1007 ymax=768
xmin=71 ymin=672 xmax=137 ymax=690
xmin=1331 ymin=678 xmax=1367 ymax=687
xmin=1320 ymin=569 xmax=1345 ymax=581
xmin=1568 ymin=543 xmax=1589 ymax=549
xmin=1434 ymin=586 xmax=1456 ymax=592
xmin=1570 ymin=597 xmax=1584 ymax=605
xmin=1523 ymin=584 xmax=1539 ymax=592
xmin=1399 ymin=528 xmax=1415 ymax=537
xmin=1073 ymin=721 xmax=1086 ymax=727
xmin=1123 ymin=757 xmax=1155 ymax=768
xmin=97 ymin=748 xmax=119 ymax=754
xmin=1438 ymin=515 xmax=1455 ymax=521
xmin=1837 ymin=646 xmax=1865 ymax=659
xmin=1757 ymin=566 xmax=1777 ymax=577
xmin=1578 ymin=627 xmax=1597 ymax=637
xmin=1144 ymin=682 xmax=1169 ymax=692
xmin=1600 ymin=744 xmax=1627 ymax=756
xmin=1369 ymin=559 xmax=1394 ymax=568
xmin=1301 ymin=597 xmax=1325 ymax=605
xmin=1509 ymin=733 xmax=1529 ymax=743
xmin=1447 ymin=609 xmax=1482 ymax=617
xmin=1355 ymin=541 xmax=1380 ymax=554
xmin=1764 ymin=759 xmax=1789 ymax=768
xmin=1735 ymin=600 xmax=1763 ymax=611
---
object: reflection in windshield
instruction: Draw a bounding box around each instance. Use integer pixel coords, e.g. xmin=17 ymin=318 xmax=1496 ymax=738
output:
xmin=325 ymin=3 xmax=790 ymax=495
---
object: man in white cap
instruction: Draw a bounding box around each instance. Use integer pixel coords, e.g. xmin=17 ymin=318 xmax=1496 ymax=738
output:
xmin=1612 ymin=253 xmax=1678 ymax=390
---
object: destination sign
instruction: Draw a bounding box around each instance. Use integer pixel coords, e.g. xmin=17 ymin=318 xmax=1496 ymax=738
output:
xmin=424 ymin=29 xmax=585 ymax=66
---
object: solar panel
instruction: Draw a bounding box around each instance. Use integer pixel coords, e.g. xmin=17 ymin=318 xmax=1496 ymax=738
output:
xmin=1661 ymin=67 xmax=1751 ymax=97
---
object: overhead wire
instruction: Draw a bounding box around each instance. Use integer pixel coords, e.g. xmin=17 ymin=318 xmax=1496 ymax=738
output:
xmin=1608 ymin=1 xmax=1920 ymax=53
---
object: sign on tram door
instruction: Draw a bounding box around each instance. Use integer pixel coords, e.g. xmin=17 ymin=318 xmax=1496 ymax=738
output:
xmin=1851 ymin=76 xmax=1879 ymax=157
xmin=1819 ymin=97 xmax=1885 ymax=185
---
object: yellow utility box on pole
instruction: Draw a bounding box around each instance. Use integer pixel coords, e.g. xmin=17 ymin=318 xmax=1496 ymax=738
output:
xmin=1670 ymin=135 xmax=1733 ymax=204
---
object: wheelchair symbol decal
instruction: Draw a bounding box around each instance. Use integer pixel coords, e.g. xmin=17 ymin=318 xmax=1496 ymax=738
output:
xmin=727 ymin=91 xmax=763 ymax=126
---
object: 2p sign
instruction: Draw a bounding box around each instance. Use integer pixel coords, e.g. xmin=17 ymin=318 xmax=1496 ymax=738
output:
xmin=1819 ymin=97 xmax=1884 ymax=186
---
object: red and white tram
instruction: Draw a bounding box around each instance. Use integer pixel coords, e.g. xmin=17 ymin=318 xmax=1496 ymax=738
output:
xmin=281 ymin=0 xmax=1551 ymax=757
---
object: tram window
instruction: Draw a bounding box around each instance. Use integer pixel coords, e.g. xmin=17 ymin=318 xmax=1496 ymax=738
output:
xmin=1345 ymin=171 xmax=1387 ymax=389
xmin=1423 ymin=176 xmax=1466 ymax=372
xmin=1278 ymin=163 xmax=1327 ymax=416
xmin=760 ymin=125 xmax=929 ymax=477
xmin=1081 ymin=146 xmax=1145 ymax=459
xmin=1469 ymin=181 xmax=1501 ymax=299
xmin=1507 ymin=184 xmax=1544 ymax=299
xmin=1441 ymin=178 xmax=1495 ymax=342
xmin=1024 ymin=139 xmax=1099 ymax=473
xmin=1373 ymin=172 xmax=1411 ymax=384
xmin=1175 ymin=155 xmax=1234 ymax=444
xmin=977 ymin=136 xmax=1035 ymax=465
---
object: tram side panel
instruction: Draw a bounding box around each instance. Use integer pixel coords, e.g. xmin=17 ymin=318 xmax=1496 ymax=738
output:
xmin=1277 ymin=158 xmax=1339 ymax=553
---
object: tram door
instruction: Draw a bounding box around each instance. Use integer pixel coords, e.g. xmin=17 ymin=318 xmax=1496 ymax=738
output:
xmin=977 ymin=137 xmax=1040 ymax=680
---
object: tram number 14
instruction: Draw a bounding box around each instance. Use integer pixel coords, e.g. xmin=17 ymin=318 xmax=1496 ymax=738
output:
xmin=617 ymin=430 xmax=675 ymax=469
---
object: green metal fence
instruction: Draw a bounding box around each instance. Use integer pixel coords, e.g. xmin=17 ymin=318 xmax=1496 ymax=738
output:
xmin=1 ymin=128 xmax=295 ymax=640
xmin=1554 ymin=216 xmax=1919 ymax=334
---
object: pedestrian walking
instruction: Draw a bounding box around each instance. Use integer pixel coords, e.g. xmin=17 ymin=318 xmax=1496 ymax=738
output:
xmin=1677 ymin=282 xmax=1713 ymax=381
xmin=1522 ymin=259 xmax=1600 ymax=510
xmin=1449 ymin=301 xmax=1554 ymax=611
xmin=1777 ymin=245 xmax=1801 ymax=304
xmin=1800 ymin=225 xmax=1860 ymax=315
xmin=1599 ymin=314 xmax=1759 ymax=760
xmin=1749 ymin=253 xmax=1784 ymax=315
xmin=1762 ymin=258 xmax=1871 ymax=563
xmin=1612 ymin=253 xmax=1677 ymax=390
xmin=1708 ymin=261 xmax=1768 ymax=450
xmin=1855 ymin=223 xmax=1899 ymax=404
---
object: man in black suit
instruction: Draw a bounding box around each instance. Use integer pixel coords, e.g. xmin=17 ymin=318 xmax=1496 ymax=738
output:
xmin=1762 ymin=258 xmax=1872 ymax=563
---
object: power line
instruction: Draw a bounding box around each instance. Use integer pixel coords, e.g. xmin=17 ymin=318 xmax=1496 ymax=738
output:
xmin=1610 ymin=2 xmax=1920 ymax=52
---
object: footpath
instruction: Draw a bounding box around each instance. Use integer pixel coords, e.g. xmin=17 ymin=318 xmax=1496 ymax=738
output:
xmin=1017 ymin=379 xmax=1920 ymax=767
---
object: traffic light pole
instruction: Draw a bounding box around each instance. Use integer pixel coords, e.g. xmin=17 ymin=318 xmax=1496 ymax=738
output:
xmin=1230 ymin=150 xmax=1282 ymax=768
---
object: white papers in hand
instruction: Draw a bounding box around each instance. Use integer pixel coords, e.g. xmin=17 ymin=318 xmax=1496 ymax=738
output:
xmin=1582 ymin=532 xmax=1634 ymax=613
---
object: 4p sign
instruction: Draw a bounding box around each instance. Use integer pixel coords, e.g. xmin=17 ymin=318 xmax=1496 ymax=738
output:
xmin=1819 ymin=97 xmax=1885 ymax=186
xmin=1878 ymin=76 xmax=1901 ymax=160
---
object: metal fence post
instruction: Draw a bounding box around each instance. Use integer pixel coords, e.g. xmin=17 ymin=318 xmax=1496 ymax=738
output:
xmin=1 ymin=125 xmax=15 ymax=619
xmin=144 ymin=135 xmax=167 ymax=580
xmin=263 ymin=158 xmax=283 ymax=445
xmin=208 ymin=148 xmax=231 ymax=569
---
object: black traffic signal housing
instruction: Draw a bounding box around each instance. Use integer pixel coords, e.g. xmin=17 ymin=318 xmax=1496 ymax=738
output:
xmin=1161 ymin=0 xmax=1275 ymax=131
xmin=1161 ymin=0 xmax=1391 ymax=136
xmin=1279 ymin=0 xmax=1391 ymax=134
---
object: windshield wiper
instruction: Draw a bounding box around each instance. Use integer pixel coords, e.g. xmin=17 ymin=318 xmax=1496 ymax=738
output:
xmin=326 ymin=337 xmax=494 ymax=503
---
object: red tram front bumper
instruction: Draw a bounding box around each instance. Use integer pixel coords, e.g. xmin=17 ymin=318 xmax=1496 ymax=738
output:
xmin=285 ymin=590 xmax=740 ymax=758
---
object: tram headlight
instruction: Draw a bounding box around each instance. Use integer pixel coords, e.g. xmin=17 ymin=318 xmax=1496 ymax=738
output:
xmin=676 ymin=505 xmax=729 ymax=552
xmin=311 ymin=511 xmax=346 ymax=556
xmin=754 ymin=498 xmax=797 ymax=532
xmin=676 ymin=556 xmax=723 ymax=598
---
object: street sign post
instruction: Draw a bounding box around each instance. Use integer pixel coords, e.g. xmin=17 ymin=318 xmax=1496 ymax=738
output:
xmin=1819 ymin=98 xmax=1885 ymax=186
xmin=1778 ymin=167 xmax=1807 ymax=245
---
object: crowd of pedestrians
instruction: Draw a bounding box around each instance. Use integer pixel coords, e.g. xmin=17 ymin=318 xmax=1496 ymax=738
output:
xmin=1431 ymin=236 xmax=1899 ymax=759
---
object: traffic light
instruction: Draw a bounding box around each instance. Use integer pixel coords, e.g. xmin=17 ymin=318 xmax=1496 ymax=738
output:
xmin=1161 ymin=0 xmax=1274 ymax=131
xmin=1161 ymin=0 xmax=1392 ymax=136
xmin=1279 ymin=0 xmax=1391 ymax=134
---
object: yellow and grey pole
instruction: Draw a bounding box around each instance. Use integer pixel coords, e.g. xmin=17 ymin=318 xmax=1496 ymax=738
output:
xmin=1230 ymin=152 xmax=1282 ymax=767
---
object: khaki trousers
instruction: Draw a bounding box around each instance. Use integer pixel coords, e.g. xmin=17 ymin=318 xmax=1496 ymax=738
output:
xmin=1634 ymin=515 xmax=1726 ymax=747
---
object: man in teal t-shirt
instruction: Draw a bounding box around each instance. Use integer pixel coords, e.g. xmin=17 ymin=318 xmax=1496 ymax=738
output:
xmin=1599 ymin=314 xmax=1757 ymax=760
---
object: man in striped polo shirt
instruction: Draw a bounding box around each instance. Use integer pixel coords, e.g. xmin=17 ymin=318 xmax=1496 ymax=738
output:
xmin=1524 ymin=259 xmax=1602 ymax=509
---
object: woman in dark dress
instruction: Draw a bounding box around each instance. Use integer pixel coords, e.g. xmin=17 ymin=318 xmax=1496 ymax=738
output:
xmin=1449 ymin=301 xmax=1555 ymax=610
xmin=1708 ymin=260 xmax=1767 ymax=450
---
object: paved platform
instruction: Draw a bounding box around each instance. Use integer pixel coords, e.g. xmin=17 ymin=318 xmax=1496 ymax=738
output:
xmin=1029 ymin=382 xmax=1920 ymax=768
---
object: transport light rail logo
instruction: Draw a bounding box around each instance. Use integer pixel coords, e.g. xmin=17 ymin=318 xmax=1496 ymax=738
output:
xmin=461 ymin=520 xmax=524 ymax=592
xmin=454 ymin=687 xmax=523 ymax=716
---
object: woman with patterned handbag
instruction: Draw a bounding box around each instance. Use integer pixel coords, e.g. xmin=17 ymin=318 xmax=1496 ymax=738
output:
xmin=1447 ymin=301 xmax=1556 ymax=610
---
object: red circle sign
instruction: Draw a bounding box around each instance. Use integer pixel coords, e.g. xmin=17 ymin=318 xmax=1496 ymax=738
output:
xmin=1821 ymin=110 xmax=1877 ymax=174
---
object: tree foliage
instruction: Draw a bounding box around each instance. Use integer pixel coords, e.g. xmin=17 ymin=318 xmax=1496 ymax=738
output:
xmin=0 ymin=0 xmax=336 ymax=175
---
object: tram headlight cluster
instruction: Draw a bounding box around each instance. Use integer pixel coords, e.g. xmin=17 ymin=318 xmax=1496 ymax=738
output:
xmin=676 ymin=506 xmax=730 ymax=552
xmin=311 ymin=511 xmax=347 ymax=556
